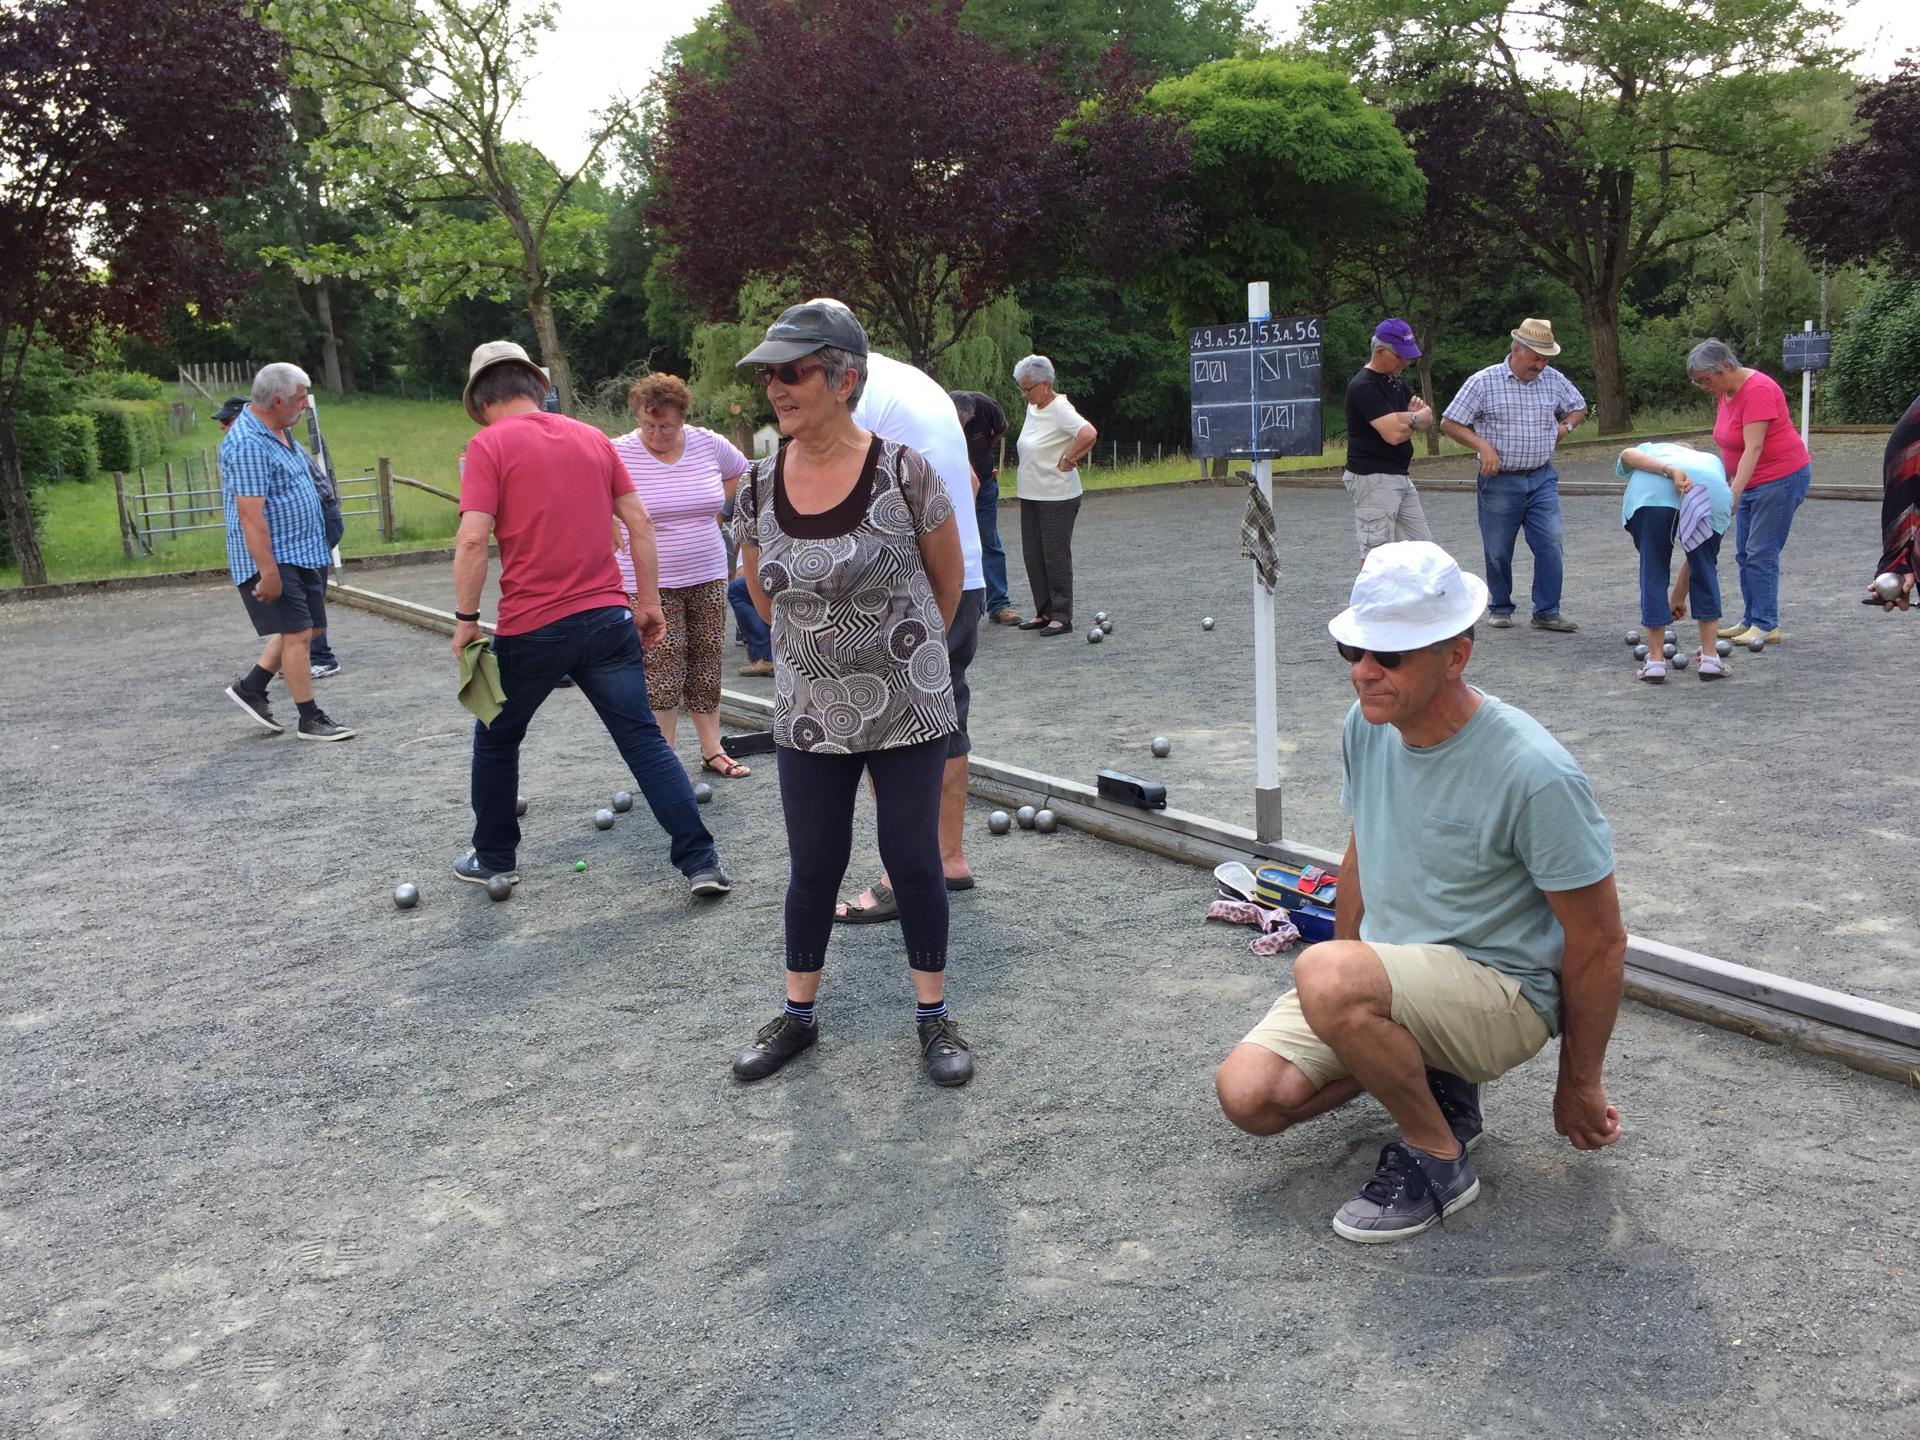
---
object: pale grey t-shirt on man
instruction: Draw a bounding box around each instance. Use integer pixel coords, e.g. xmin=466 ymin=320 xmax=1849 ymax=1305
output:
xmin=1339 ymin=694 xmax=1614 ymax=1033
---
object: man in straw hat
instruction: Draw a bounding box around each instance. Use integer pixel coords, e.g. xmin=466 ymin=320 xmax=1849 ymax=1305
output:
xmin=1214 ymin=541 xmax=1627 ymax=1243
xmin=446 ymin=340 xmax=732 ymax=899
xmin=1440 ymin=318 xmax=1589 ymax=632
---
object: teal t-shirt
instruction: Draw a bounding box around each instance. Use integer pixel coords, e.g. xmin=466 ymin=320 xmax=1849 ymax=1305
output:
xmin=1339 ymin=695 xmax=1615 ymax=1033
xmin=1617 ymin=442 xmax=1732 ymax=533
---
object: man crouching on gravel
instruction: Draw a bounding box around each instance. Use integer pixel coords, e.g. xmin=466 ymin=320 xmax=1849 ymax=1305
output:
xmin=1214 ymin=541 xmax=1627 ymax=1244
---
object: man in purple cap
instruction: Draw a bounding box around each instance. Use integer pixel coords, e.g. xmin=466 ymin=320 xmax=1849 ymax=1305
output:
xmin=1341 ymin=320 xmax=1435 ymax=561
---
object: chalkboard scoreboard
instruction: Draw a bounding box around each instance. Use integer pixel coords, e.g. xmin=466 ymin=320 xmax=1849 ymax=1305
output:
xmin=1188 ymin=315 xmax=1324 ymax=460
xmin=1781 ymin=330 xmax=1831 ymax=374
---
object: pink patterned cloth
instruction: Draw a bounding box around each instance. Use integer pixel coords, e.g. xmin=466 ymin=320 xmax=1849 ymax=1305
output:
xmin=1205 ymin=899 xmax=1302 ymax=956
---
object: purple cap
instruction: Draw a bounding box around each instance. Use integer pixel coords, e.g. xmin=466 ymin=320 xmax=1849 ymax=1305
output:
xmin=1373 ymin=318 xmax=1421 ymax=360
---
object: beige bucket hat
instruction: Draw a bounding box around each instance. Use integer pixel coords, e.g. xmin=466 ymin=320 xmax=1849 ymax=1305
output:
xmin=463 ymin=340 xmax=550 ymax=422
xmin=1510 ymin=318 xmax=1562 ymax=356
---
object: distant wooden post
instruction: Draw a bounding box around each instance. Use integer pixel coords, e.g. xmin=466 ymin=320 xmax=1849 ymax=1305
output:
xmin=163 ymin=461 xmax=176 ymax=534
xmin=113 ymin=473 xmax=135 ymax=557
xmin=377 ymin=456 xmax=395 ymax=540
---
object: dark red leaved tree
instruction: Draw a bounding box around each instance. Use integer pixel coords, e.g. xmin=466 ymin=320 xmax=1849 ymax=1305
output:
xmin=0 ymin=0 xmax=287 ymax=585
xmin=646 ymin=0 xmax=1188 ymax=371
xmin=1786 ymin=54 xmax=1920 ymax=271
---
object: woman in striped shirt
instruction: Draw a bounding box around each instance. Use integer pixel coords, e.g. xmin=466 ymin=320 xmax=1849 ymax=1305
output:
xmin=613 ymin=373 xmax=753 ymax=778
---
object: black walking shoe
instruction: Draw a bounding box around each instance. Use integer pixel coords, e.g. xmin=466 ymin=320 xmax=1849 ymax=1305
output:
xmin=1427 ymin=1067 xmax=1484 ymax=1151
xmin=732 ymin=1013 xmax=818 ymax=1081
xmin=224 ymin=683 xmax=283 ymax=734
xmin=689 ymin=865 xmax=733 ymax=897
xmin=918 ymin=1015 xmax=975 ymax=1087
xmin=452 ymin=850 xmax=519 ymax=886
xmin=296 ymin=710 xmax=356 ymax=741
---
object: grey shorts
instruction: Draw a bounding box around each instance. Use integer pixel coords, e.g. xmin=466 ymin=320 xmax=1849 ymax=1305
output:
xmin=946 ymin=588 xmax=984 ymax=758
xmin=237 ymin=564 xmax=328 ymax=637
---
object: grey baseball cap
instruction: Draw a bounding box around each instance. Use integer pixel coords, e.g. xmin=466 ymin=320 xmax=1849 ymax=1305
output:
xmin=736 ymin=301 xmax=869 ymax=367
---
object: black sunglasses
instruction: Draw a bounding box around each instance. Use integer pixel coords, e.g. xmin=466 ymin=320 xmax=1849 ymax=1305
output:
xmin=1335 ymin=641 xmax=1410 ymax=669
xmin=755 ymin=360 xmax=824 ymax=387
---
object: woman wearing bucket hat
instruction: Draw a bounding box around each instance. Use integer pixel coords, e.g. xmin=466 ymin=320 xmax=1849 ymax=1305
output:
xmin=1686 ymin=339 xmax=1813 ymax=646
xmin=727 ymin=302 xmax=975 ymax=1087
xmin=1615 ymin=441 xmax=1734 ymax=681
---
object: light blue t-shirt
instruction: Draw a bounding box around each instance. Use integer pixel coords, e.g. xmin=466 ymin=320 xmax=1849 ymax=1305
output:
xmin=1617 ymin=442 xmax=1732 ymax=533
xmin=1339 ymin=695 xmax=1615 ymax=1033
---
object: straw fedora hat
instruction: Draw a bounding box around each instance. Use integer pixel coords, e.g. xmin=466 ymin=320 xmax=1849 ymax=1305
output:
xmin=463 ymin=340 xmax=551 ymax=422
xmin=1510 ymin=318 xmax=1562 ymax=356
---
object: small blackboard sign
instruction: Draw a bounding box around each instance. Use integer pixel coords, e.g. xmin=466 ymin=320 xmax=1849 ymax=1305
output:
xmin=1188 ymin=315 xmax=1324 ymax=459
xmin=1781 ymin=330 xmax=1831 ymax=373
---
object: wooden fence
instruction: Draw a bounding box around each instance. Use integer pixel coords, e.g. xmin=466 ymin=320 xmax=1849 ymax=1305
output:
xmin=177 ymin=362 xmax=258 ymax=403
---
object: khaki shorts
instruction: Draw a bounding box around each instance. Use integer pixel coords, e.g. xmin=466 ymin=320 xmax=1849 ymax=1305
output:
xmin=1241 ymin=942 xmax=1550 ymax=1089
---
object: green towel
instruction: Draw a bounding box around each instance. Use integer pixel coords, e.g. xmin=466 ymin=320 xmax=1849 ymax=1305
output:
xmin=458 ymin=638 xmax=506 ymax=726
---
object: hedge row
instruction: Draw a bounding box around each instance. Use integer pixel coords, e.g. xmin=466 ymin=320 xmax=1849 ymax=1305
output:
xmin=14 ymin=412 xmax=102 ymax=483
xmin=80 ymin=397 xmax=168 ymax=472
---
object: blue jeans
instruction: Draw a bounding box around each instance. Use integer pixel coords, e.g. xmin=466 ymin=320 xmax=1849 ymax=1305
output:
xmin=309 ymin=630 xmax=338 ymax=667
xmin=1733 ymin=464 xmax=1812 ymax=631
xmin=470 ymin=605 xmax=717 ymax=875
xmin=1626 ymin=506 xmax=1723 ymax=629
xmin=728 ymin=577 xmax=770 ymax=663
xmin=975 ymin=471 xmax=1011 ymax=615
xmin=1477 ymin=463 xmax=1565 ymax=618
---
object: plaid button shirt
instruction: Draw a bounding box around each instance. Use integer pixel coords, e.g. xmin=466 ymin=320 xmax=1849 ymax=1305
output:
xmin=220 ymin=408 xmax=331 ymax=585
xmin=1442 ymin=361 xmax=1587 ymax=473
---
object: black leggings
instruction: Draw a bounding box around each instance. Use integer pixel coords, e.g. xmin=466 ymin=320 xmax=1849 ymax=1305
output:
xmin=776 ymin=736 xmax=949 ymax=973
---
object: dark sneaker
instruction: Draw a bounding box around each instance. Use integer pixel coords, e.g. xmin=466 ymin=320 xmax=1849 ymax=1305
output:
xmin=309 ymin=661 xmax=341 ymax=679
xmin=1488 ymin=614 xmax=1513 ymax=629
xmin=452 ymin=850 xmax=519 ymax=887
xmin=296 ymin=710 xmax=356 ymax=741
xmin=1530 ymin=612 xmax=1578 ymax=633
xmin=732 ymin=1013 xmax=818 ymax=1081
xmin=689 ymin=865 xmax=733 ymax=897
xmin=224 ymin=683 xmax=283 ymax=734
xmin=1333 ymin=1141 xmax=1480 ymax=1244
xmin=918 ymin=1015 xmax=975 ymax=1087
xmin=1427 ymin=1067 xmax=1484 ymax=1151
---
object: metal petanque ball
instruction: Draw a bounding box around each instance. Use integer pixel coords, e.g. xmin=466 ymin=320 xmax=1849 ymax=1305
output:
xmin=1016 ymin=805 xmax=1037 ymax=830
xmin=486 ymin=874 xmax=513 ymax=902
xmin=1625 ymin=630 xmax=1641 ymax=646
xmin=1665 ymin=629 xmax=1677 ymax=643
xmin=594 ymin=808 xmax=616 ymax=830
xmin=987 ymin=810 xmax=1012 ymax=835
xmin=515 ymin=795 xmax=528 ymax=818
xmin=1671 ymin=649 xmax=1689 ymax=671
xmin=1087 ymin=627 xmax=1104 ymax=644
xmin=611 ymin=790 xmax=633 ymax=813
xmin=1094 ymin=611 xmax=1108 ymax=624
xmin=1633 ymin=644 xmax=1649 ymax=661
xmin=1100 ymin=619 xmax=1114 ymax=635
xmin=1748 ymin=635 xmax=1766 ymax=653
xmin=1662 ymin=642 xmax=1677 ymax=659
xmin=1873 ymin=571 xmax=1903 ymax=602
xmin=1034 ymin=808 xmax=1058 ymax=833
xmin=1150 ymin=736 xmax=1171 ymax=758
xmin=1202 ymin=616 xmax=1215 ymax=631
xmin=1716 ymin=638 xmax=1733 ymax=657
xmin=693 ymin=781 xmax=714 ymax=804
xmin=393 ymin=882 xmax=420 ymax=910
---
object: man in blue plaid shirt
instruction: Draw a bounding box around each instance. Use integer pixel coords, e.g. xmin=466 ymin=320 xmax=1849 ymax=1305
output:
xmin=1441 ymin=319 xmax=1588 ymax=633
xmin=219 ymin=363 xmax=355 ymax=741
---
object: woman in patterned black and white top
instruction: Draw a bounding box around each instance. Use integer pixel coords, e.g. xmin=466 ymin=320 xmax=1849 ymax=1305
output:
xmin=728 ymin=301 xmax=975 ymax=1087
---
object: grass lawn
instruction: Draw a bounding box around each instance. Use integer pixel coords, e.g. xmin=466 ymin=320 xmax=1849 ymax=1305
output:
xmin=2 ymin=389 xmax=1710 ymax=587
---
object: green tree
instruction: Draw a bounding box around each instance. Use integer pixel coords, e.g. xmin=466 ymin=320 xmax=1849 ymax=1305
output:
xmin=960 ymin=0 xmax=1262 ymax=89
xmin=1140 ymin=57 xmax=1425 ymax=329
xmin=268 ymin=0 xmax=635 ymax=412
xmin=1305 ymin=0 xmax=1846 ymax=432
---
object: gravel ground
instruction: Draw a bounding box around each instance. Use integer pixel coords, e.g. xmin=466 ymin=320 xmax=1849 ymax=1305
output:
xmin=2 ymin=580 xmax=1918 ymax=1438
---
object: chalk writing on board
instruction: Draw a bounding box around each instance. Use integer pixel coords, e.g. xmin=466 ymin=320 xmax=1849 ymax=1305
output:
xmin=1188 ymin=315 xmax=1324 ymax=459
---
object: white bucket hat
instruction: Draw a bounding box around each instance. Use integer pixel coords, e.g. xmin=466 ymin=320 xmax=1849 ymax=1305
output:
xmin=1328 ymin=541 xmax=1489 ymax=651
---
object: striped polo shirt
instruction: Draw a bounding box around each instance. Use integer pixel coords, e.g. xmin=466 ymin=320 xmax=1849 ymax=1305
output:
xmin=220 ymin=408 xmax=330 ymax=585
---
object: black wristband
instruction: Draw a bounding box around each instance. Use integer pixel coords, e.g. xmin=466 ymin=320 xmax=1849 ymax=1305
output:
xmin=454 ymin=610 xmax=480 ymax=623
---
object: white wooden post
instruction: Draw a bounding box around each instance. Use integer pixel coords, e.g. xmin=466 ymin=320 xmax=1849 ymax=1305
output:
xmin=1799 ymin=319 xmax=1813 ymax=446
xmin=1248 ymin=281 xmax=1281 ymax=841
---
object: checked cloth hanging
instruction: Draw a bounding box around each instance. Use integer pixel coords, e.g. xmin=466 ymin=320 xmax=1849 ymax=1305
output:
xmin=1240 ymin=480 xmax=1278 ymax=592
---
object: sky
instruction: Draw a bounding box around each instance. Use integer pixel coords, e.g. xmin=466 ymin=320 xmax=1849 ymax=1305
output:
xmin=518 ymin=0 xmax=1917 ymax=170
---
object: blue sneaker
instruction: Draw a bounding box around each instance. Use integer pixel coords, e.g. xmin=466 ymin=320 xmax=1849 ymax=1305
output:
xmin=452 ymin=850 xmax=518 ymax=887
xmin=1427 ymin=1067 xmax=1484 ymax=1151
xmin=1332 ymin=1142 xmax=1480 ymax=1244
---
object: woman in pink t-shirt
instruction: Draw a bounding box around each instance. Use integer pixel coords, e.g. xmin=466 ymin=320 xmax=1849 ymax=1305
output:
xmin=1688 ymin=338 xmax=1813 ymax=644
xmin=612 ymin=373 xmax=752 ymax=777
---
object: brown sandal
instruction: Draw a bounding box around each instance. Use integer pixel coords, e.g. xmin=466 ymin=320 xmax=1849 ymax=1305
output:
xmin=702 ymin=752 xmax=750 ymax=778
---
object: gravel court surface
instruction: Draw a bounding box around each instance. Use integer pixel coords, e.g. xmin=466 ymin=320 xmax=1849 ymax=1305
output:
xmin=2 ymin=584 xmax=1919 ymax=1437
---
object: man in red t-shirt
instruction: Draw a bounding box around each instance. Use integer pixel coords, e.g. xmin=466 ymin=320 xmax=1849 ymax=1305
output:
xmin=448 ymin=341 xmax=731 ymax=897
